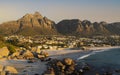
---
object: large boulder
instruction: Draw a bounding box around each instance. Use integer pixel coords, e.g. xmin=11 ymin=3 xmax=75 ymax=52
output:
xmin=4 ymin=66 xmax=18 ymax=74
xmin=37 ymin=54 xmax=45 ymax=59
xmin=65 ymin=65 xmax=75 ymax=74
xmin=36 ymin=48 xmax=41 ymax=54
xmin=0 ymin=65 xmax=18 ymax=75
xmin=22 ymin=50 xmax=34 ymax=59
xmin=8 ymin=51 xmax=21 ymax=60
xmin=56 ymin=61 xmax=65 ymax=72
xmin=40 ymin=51 xmax=49 ymax=57
xmin=11 ymin=52 xmax=20 ymax=57
xmin=63 ymin=58 xmax=75 ymax=66
xmin=0 ymin=47 xmax=9 ymax=58
xmin=0 ymin=65 xmax=3 ymax=72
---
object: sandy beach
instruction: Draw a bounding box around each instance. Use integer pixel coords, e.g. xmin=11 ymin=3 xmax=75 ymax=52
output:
xmin=0 ymin=46 xmax=119 ymax=75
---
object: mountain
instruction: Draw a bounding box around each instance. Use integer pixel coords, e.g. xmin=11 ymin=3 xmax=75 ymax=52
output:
xmin=0 ymin=12 xmax=120 ymax=36
xmin=55 ymin=19 xmax=120 ymax=36
xmin=0 ymin=12 xmax=57 ymax=36
xmin=105 ymin=22 xmax=120 ymax=35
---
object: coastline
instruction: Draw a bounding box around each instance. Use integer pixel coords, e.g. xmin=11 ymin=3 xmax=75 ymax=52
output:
xmin=0 ymin=46 xmax=119 ymax=75
xmin=47 ymin=46 xmax=120 ymax=60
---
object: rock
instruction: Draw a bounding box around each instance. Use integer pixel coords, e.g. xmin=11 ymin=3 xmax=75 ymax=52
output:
xmin=22 ymin=50 xmax=34 ymax=59
xmin=38 ymin=54 xmax=45 ymax=59
xmin=103 ymin=72 xmax=113 ymax=75
xmin=56 ymin=61 xmax=65 ymax=70
xmin=0 ymin=47 xmax=9 ymax=58
xmin=34 ymin=11 xmax=43 ymax=19
xmin=63 ymin=58 xmax=74 ymax=66
xmin=40 ymin=51 xmax=49 ymax=57
xmin=65 ymin=65 xmax=75 ymax=74
xmin=44 ymin=68 xmax=55 ymax=75
xmin=0 ymin=65 xmax=3 ymax=72
xmin=57 ymin=72 xmax=65 ymax=75
xmin=56 ymin=61 xmax=64 ymax=67
xmin=27 ymin=59 xmax=36 ymax=63
xmin=10 ymin=51 xmax=20 ymax=57
xmin=0 ymin=65 xmax=18 ymax=75
xmin=115 ymin=69 xmax=120 ymax=73
xmin=82 ymin=65 xmax=91 ymax=71
xmin=4 ymin=66 xmax=18 ymax=74
xmin=16 ymin=55 xmax=24 ymax=59
xmin=67 ymin=65 xmax=75 ymax=71
xmin=36 ymin=48 xmax=41 ymax=54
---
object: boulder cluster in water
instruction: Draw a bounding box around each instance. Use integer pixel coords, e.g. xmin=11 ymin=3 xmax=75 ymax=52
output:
xmin=43 ymin=58 xmax=91 ymax=75
xmin=42 ymin=57 xmax=120 ymax=75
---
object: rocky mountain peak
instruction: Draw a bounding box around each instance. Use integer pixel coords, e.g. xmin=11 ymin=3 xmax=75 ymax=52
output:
xmin=33 ymin=12 xmax=43 ymax=19
xmin=82 ymin=20 xmax=91 ymax=25
xmin=18 ymin=12 xmax=43 ymax=22
xmin=99 ymin=21 xmax=107 ymax=25
xmin=0 ymin=12 xmax=57 ymax=36
xmin=22 ymin=13 xmax=33 ymax=19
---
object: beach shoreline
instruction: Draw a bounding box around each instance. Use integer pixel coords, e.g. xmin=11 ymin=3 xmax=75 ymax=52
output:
xmin=47 ymin=46 xmax=120 ymax=60
xmin=0 ymin=46 xmax=119 ymax=75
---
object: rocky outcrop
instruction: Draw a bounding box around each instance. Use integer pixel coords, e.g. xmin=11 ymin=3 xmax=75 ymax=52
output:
xmin=0 ymin=65 xmax=18 ymax=75
xmin=45 ymin=58 xmax=76 ymax=75
xmin=8 ymin=49 xmax=50 ymax=60
xmin=4 ymin=66 xmax=18 ymax=74
xmin=20 ymin=50 xmax=34 ymax=59
xmin=45 ymin=58 xmax=91 ymax=75
xmin=8 ymin=50 xmax=34 ymax=60
xmin=44 ymin=68 xmax=55 ymax=75
xmin=0 ymin=12 xmax=57 ymax=36
xmin=0 ymin=47 xmax=9 ymax=58
xmin=17 ymin=12 xmax=55 ymax=29
xmin=63 ymin=58 xmax=75 ymax=66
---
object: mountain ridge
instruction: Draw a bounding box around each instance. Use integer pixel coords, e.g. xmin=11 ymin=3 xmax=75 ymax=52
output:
xmin=0 ymin=12 xmax=120 ymax=36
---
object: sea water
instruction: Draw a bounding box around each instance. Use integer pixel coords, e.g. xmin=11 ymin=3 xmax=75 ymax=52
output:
xmin=78 ymin=48 xmax=120 ymax=74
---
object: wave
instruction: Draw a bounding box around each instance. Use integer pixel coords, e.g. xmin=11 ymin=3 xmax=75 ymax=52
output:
xmin=77 ymin=49 xmax=111 ymax=60
xmin=78 ymin=53 xmax=93 ymax=60
xmin=94 ymin=49 xmax=106 ymax=53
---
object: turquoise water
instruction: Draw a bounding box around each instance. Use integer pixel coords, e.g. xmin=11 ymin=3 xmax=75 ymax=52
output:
xmin=78 ymin=48 xmax=120 ymax=74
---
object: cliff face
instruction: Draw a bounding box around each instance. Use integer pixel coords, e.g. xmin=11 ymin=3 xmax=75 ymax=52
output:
xmin=0 ymin=12 xmax=57 ymax=36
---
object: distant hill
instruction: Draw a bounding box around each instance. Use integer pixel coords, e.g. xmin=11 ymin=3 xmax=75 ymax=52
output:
xmin=0 ymin=12 xmax=120 ymax=36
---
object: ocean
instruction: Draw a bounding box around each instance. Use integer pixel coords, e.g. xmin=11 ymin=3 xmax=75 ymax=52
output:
xmin=78 ymin=48 xmax=120 ymax=75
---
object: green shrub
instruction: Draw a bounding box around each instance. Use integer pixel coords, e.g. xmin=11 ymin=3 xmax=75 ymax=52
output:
xmin=0 ymin=41 xmax=5 ymax=48
xmin=7 ymin=45 xmax=16 ymax=54
xmin=0 ymin=36 xmax=6 ymax=48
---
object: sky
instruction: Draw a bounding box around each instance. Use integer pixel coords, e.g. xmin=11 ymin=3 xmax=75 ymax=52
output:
xmin=0 ymin=0 xmax=120 ymax=24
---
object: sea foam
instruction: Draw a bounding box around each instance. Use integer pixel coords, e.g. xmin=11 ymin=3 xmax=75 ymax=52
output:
xmin=77 ymin=49 xmax=110 ymax=60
